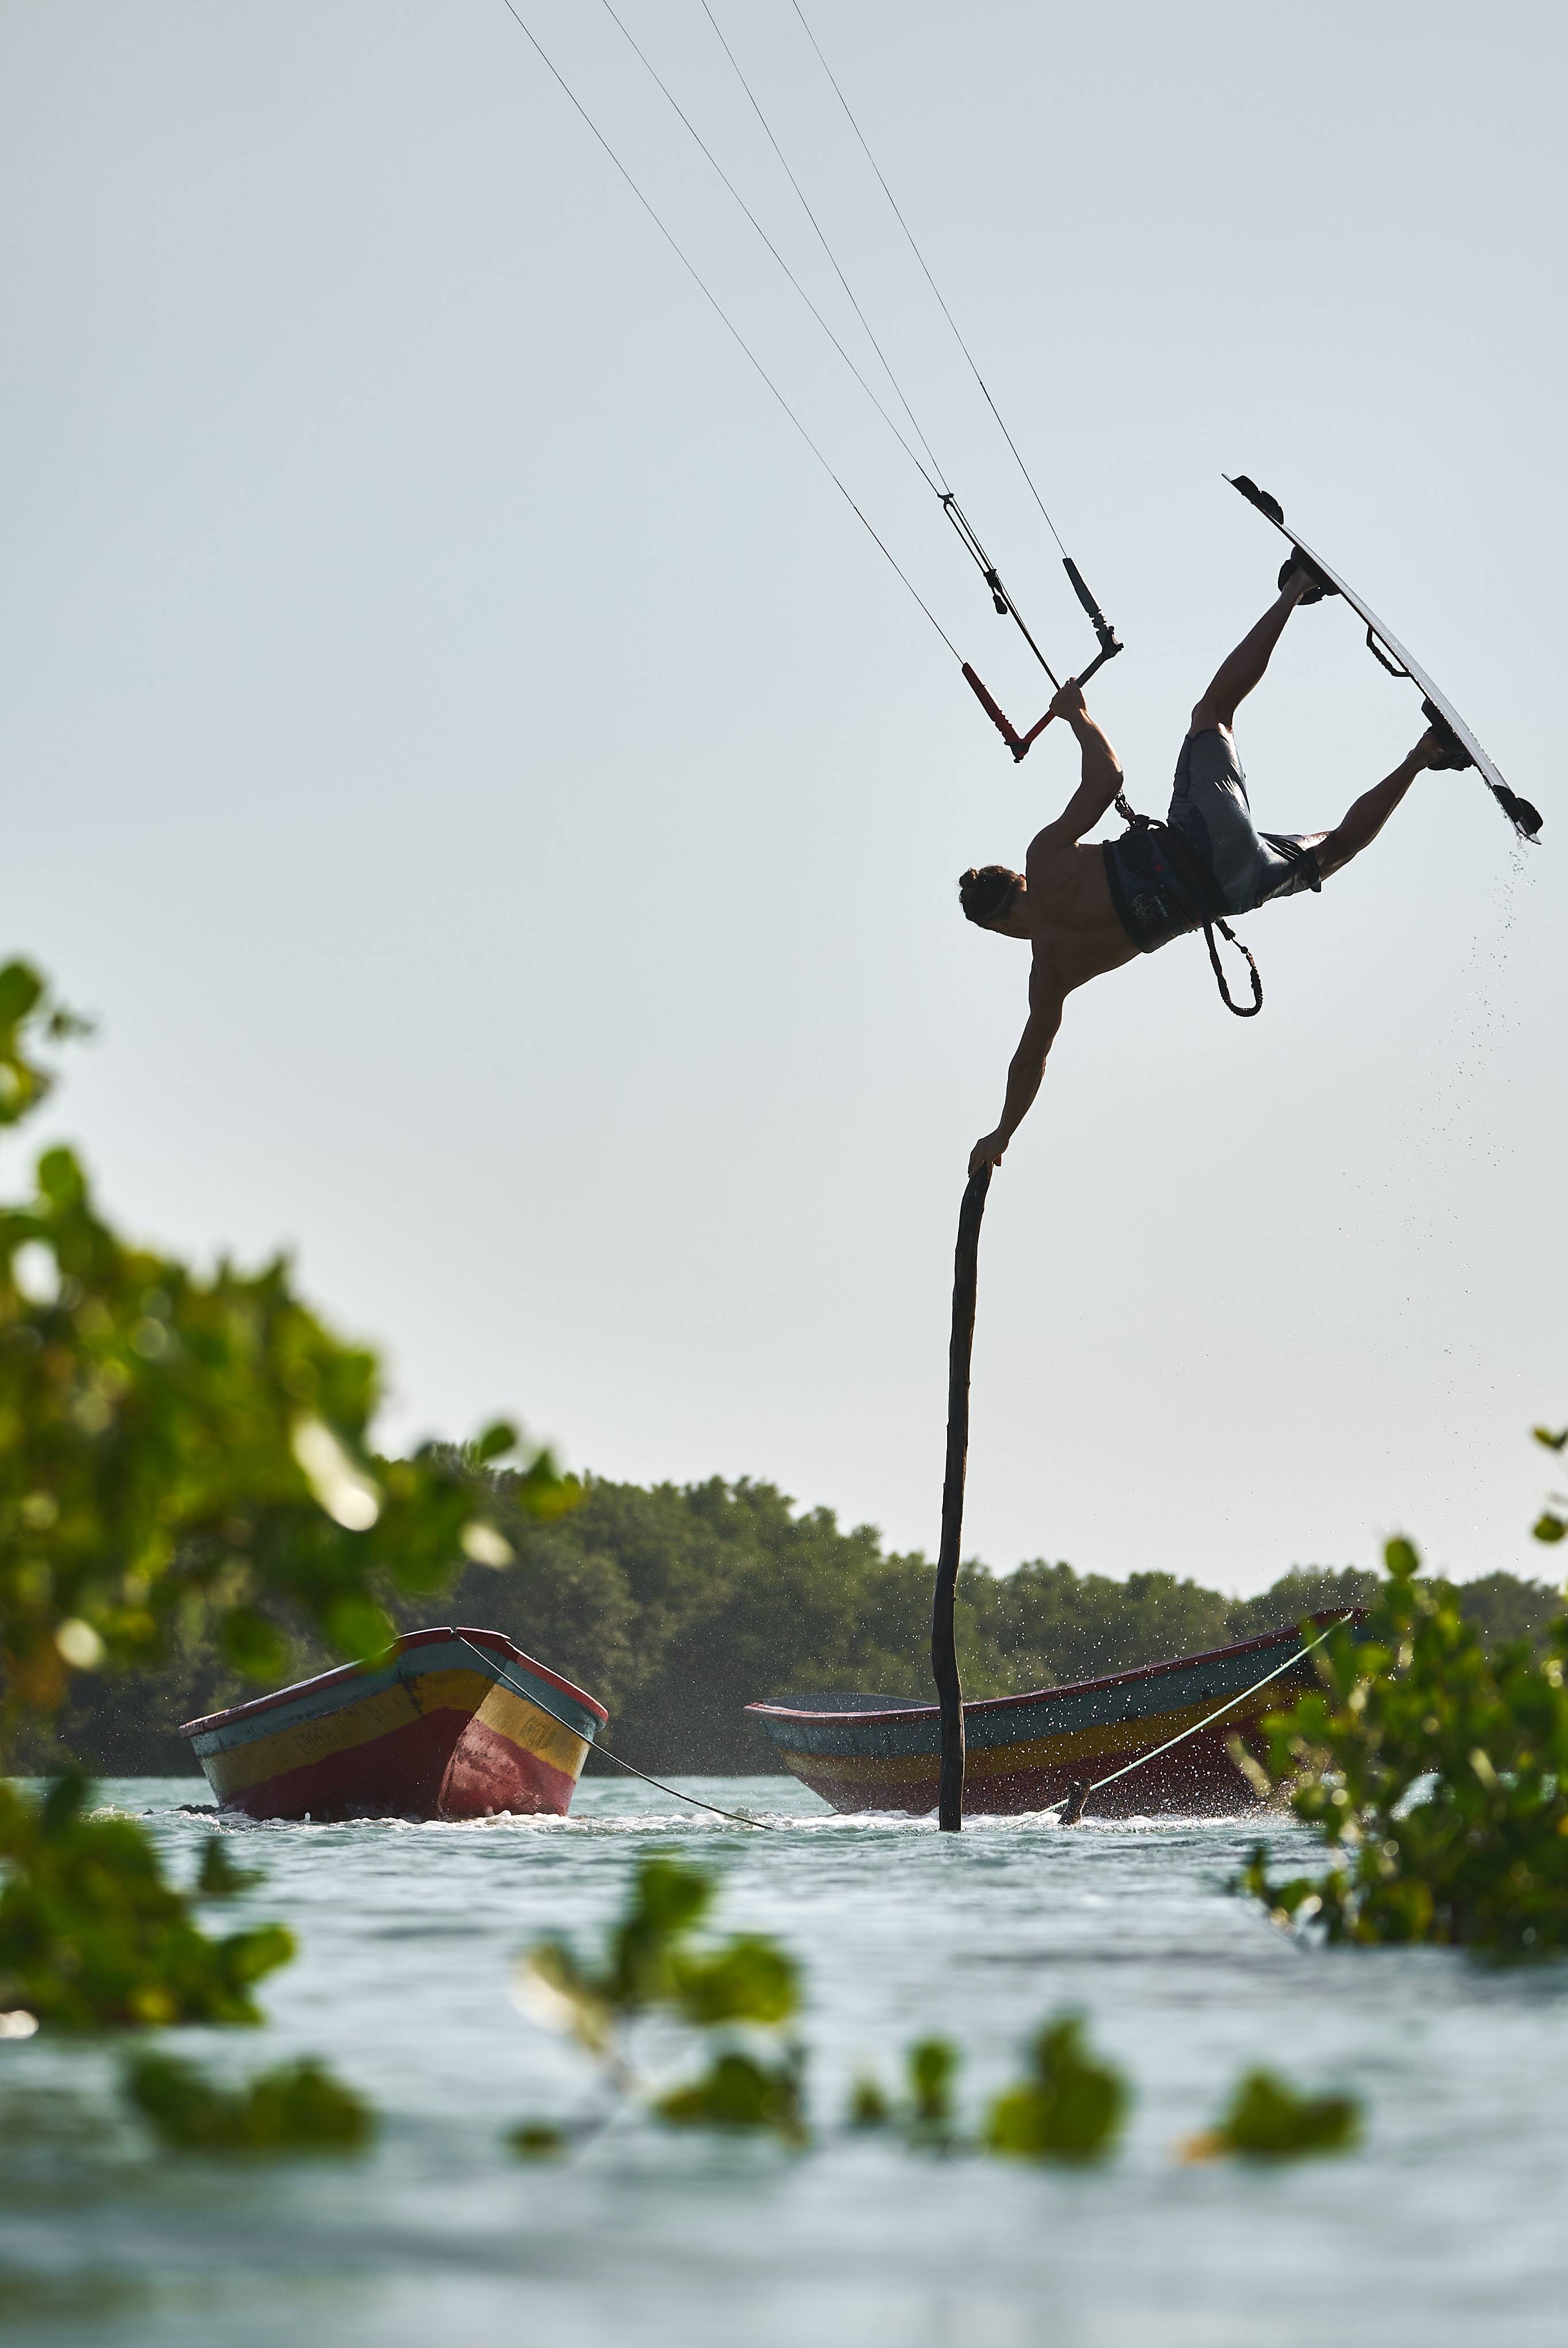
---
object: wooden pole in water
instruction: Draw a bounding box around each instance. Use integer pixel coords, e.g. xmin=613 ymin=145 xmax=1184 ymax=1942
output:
xmin=932 ymin=1164 xmax=992 ymax=1833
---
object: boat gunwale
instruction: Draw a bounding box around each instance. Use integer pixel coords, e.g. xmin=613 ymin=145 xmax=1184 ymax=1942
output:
xmin=743 ymin=1610 xmax=1361 ymax=1730
xmin=177 ymin=1625 xmax=609 ymax=1738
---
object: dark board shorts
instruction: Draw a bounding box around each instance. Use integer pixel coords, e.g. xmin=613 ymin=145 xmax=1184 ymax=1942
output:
xmin=1103 ymin=727 xmax=1323 ymax=954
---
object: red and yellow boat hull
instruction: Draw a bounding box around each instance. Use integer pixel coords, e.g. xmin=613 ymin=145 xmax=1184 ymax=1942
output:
xmin=180 ymin=1626 xmax=607 ymax=1822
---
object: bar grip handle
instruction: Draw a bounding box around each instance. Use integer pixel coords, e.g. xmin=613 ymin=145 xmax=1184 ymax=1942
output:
xmin=1014 ymin=630 xmax=1126 ymax=755
xmin=1061 ymin=556 xmax=1120 ymax=656
xmin=962 ymin=662 xmax=1022 ymax=753
xmin=1074 ymin=639 xmax=1121 ymax=691
xmin=1061 ymin=556 xmax=1104 ymax=623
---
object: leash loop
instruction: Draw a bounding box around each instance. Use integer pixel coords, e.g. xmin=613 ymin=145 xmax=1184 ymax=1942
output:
xmin=1203 ymin=916 xmax=1264 ymax=1017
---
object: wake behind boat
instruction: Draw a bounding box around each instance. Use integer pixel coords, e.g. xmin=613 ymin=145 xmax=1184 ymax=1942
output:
xmin=746 ymin=1614 xmax=1357 ymax=1818
xmin=180 ymin=1626 xmax=608 ymax=1822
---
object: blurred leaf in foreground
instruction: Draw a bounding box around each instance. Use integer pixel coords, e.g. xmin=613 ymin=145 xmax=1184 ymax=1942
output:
xmin=841 ymin=2037 xmax=961 ymax=2149
xmin=123 ymin=2052 xmax=373 ymax=2154
xmin=1181 ymin=2067 xmax=1360 ymax=2161
xmin=0 ymin=1776 xmax=291 ymax=2029
xmin=845 ymin=2072 xmax=893 ymax=2129
xmin=655 ymin=2048 xmax=806 ymax=2142
xmin=984 ymin=2013 xmax=1128 ymax=2162
xmin=194 ymin=1836 xmax=262 ymax=1900
xmin=509 ymin=1852 xmax=803 ymax=2149
xmin=506 ymin=2120 xmax=570 ymax=2160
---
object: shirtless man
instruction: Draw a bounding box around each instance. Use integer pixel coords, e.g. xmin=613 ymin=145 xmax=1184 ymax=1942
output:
xmin=963 ymin=561 xmax=1454 ymax=1178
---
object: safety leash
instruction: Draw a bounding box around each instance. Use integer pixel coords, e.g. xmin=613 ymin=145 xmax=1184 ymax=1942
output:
xmin=1199 ymin=912 xmax=1264 ymax=1019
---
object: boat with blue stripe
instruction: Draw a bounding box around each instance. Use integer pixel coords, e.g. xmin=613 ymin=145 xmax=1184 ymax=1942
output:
xmin=746 ymin=1613 xmax=1358 ymax=1817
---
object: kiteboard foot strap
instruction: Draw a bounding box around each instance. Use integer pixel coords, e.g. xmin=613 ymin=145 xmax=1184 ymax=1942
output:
xmin=1230 ymin=475 xmax=1284 ymax=526
xmin=1419 ymin=700 xmax=1544 ymax=834
xmin=1278 ymin=549 xmax=1339 ymax=603
xmin=1419 ymin=697 xmax=1475 ymax=770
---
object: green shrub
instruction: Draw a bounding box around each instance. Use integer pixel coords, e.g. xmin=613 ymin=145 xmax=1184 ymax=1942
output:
xmin=510 ymin=1853 xmax=804 ymax=2148
xmin=0 ymin=1775 xmax=291 ymax=2029
xmin=1241 ymin=1535 xmax=1568 ymax=1952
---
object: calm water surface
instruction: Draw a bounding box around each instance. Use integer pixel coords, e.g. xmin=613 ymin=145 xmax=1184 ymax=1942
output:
xmin=4 ymin=1775 xmax=1567 ymax=2346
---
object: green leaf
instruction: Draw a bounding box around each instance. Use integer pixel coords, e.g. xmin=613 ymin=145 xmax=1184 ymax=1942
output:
xmin=984 ymin=2012 xmax=1128 ymax=2162
xmin=673 ymin=1937 xmax=798 ymax=2028
xmin=40 ymin=1769 xmax=89 ymax=1834
xmin=0 ymin=964 xmax=83 ymax=1131
xmin=1201 ymin=2067 xmax=1360 ymax=2159
xmin=1532 ymin=1427 xmax=1568 ymax=1455
xmin=322 ymin=1597 xmax=394 ymax=1663
xmin=218 ymin=1611 xmax=288 ymax=1682
xmin=1383 ymin=1536 xmax=1420 ymax=1579
xmin=1533 ymin=1514 xmax=1566 ymax=1547
xmin=195 ymin=1838 xmax=262 ymax=1899
xmin=472 ymin=1420 xmax=519 ymax=1464
xmin=513 ymin=1943 xmax=613 ymax=2056
xmin=623 ymin=1853 xmax=712 ymax=1946
xmin=846 ymin=2073 xmax=892 ymax=2129
xmin=123 ymin=2053 xmax=373 ymax=2154
xmin=907 ymin=2037 xmax=959 ymax=2131
xmin=34 ymin=1146 xmax=86 ymax=1207
xmin=0 ymin=963 xmax=43 ymax=1027
xmin=655 ymin=2049 xmax=806 ymax=2143
xmin=506 ymin=2120 xmax=569 ymax=2160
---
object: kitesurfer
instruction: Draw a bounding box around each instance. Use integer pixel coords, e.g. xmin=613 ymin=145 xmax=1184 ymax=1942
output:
xmin=963 ymin=563 xmax=1454 ymax=1176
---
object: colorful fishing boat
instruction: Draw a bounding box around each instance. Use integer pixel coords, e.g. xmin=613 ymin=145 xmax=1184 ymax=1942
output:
xmin=745 ymin=1614 xmax=1355 ymax=1817
xmin=180 ymin=1626 xmax=607 ymax=1822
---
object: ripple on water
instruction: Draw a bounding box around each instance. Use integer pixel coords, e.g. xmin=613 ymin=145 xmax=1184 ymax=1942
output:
xmin=5 ymin=1773 xmax=1568 ymax=2348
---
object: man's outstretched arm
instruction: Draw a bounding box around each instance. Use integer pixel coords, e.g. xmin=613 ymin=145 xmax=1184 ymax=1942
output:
xmin=968 ymin=982 xmax=1064 ymax=1176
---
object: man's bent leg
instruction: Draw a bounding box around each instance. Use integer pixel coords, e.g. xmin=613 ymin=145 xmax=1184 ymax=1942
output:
xmin=1189 ymin=573 xmax=1314 ymax=736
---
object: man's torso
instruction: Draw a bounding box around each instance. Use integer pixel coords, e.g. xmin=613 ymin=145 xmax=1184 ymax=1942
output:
xmin=1024 ymin=838 xmax=1140 ymax=996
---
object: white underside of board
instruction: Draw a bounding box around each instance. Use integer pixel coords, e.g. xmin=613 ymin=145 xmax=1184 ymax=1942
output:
xmin=1222 ymin=478 xmax=1510 ymax=799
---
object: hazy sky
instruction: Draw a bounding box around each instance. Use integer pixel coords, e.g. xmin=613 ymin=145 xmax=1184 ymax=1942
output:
xmin=2 ymin=1 xmax=1562 ymax=1598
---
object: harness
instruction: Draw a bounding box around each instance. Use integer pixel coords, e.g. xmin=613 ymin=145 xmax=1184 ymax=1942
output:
xmin=1112 ymin=792 xmax=1264 ymax=1019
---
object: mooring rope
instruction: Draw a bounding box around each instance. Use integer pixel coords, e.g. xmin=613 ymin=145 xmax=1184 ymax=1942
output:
xmin=1054 ymin=1611 xmax=1354 ymax=1819
xmin=451 ymin=1634 xmax=770 ymax=1830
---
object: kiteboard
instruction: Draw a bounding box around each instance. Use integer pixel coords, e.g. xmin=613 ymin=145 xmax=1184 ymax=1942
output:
xmin=1226 ymin=475 xmax=1542 ymax=843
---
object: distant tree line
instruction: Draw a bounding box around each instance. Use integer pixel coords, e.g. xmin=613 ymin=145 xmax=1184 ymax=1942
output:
xmin=23 ymin=1472 xmax=1563 ymax=1779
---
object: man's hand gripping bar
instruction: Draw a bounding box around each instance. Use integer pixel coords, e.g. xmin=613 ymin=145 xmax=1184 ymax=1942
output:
xmin=963 ymin=557 xmax=1122 ymax=762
